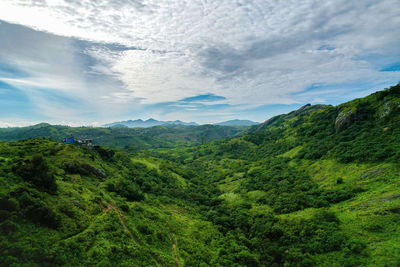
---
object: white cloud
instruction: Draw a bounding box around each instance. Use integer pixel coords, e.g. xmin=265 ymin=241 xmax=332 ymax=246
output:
xmin=0 ymin=0 xmax=399 ymax=123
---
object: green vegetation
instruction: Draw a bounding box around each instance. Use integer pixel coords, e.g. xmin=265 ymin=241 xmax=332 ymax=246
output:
xmin=1 ymin=84 xmax=400 ymax=266
xmin=0 ymin=124 xmax=244 ymax=152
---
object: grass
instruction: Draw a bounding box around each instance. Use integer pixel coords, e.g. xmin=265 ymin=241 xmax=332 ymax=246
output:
xmin=131 ymin=158 xmax=160 ymax=172
xmin=284 ymin=158 xmax=400 ymax=265
xmin=278 ymin=145 xmax=303 ymax=158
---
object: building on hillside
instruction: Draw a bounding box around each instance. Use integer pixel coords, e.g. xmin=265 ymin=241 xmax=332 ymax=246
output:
xmin=63 ymin=136 xmax=74 ymax=144
xmin=76 ymin=139 xmax=93 ymax=146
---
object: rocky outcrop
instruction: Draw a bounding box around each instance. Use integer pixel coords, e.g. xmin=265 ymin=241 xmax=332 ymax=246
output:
xmin=82 ymin=164 xmax=106 ymax=178
xmin=360 ymin=168 xmax=387 ymax=180
xmin=378 ymin=98 xmax=400 ymax=118
xmin=335 ymin=108 xmax=356 ymax=132
xmin=65 ymin=162 xmax=106 ymax=178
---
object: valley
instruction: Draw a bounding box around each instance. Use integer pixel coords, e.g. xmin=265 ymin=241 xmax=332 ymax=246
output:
xmin=1 ymin=84 xmax=400 ymax=266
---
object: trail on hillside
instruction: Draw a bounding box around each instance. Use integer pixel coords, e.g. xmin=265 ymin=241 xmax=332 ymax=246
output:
xmin=104 ymin=202 xmax=166 ymax=266
xmin=107 ymin=203 xmax=142 ymax=245
xmin=170 ymin=234 xmax=180 ymax=267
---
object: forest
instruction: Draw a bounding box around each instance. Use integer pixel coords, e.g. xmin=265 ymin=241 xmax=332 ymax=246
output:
xmin=1 ymin=84 xmax=400 ymax=266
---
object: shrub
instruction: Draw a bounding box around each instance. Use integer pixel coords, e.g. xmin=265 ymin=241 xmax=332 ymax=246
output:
xmin=0 ymin=197 xmax=18 ymax=211
xmin=120 ymin=203 xmax=130 ymax=212
xmin=25 ymin=204 xmax=60 ymax=228
xmin=14 ymin=189 xmax=60 ymax=228
xmin=13 ymin=155 xmax=57 ymax=193
xmin=107 ymin=179 xmax=144 ymax=201
xmin=0 ymin=210 xmax=11 ymax=222
xmin=0 ymin=220 xmax=18 ymax=232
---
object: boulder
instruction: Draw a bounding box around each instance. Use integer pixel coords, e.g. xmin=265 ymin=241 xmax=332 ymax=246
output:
xmin=65 ymin=162 xmax=106 ymax=178
xmin=335 ymin=108 xmax=355 ymax=132
xmin=82 ymin=164 xmax=106 ymax=178
xmin=378 ymin=98 xmax=400 ymax=118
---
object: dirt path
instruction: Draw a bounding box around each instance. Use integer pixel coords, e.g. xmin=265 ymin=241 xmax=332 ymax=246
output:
xmin=104 ymin=202 xmax=165 ymax=266
xmin=170 ymin=234 xmax=180 ymax=267
xmin=107 ymin=203 xmax=143 ymax=245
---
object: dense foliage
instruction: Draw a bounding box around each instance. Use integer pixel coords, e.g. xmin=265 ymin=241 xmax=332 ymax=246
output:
xmin=1 ymin=84 xmax=400 ymax=266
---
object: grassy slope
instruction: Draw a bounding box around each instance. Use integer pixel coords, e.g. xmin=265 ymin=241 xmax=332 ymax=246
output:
xmin=278 ymin=159 xmax=400 ymax=266
xmin=0 ymin=139 xmax=224 ymax=266
xmin=208 ymin=154 xmax=400 ymax=265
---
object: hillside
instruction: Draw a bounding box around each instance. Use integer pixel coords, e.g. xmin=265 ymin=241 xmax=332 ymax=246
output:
xmin=103 ymin=118 xmax=198 ymax=128
xmin=213 ymin=119 xmax=259 ymax=127
xmin=1 ymin=84 xmax=400 ymax=266
xmin=151 ymin=83 xmax=400 ymax=265
xmin=0 ymin=124 xmax=243 ymax=152
xmin=0 ymin=139 xmax=228 ymax=266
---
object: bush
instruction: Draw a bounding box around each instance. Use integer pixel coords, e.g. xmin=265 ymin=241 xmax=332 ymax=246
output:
xmin=137 ymin=224 xmax=153 ymax=235
xmin=346 ymin=239 xmax=366 ymax=254
xmin=0 ymin=210 xmax=11 ymax=222
xmin=0 ymin=197 xmax=18 ymax=211
xmin=120 ymin=203 xmax=130 ymax=212
xmin=0 ymin=220 xmax=18 ymax=232
xmin=94 ymin=146 xmax=115 ymax=160
xmin=15 ymin=189 xmax=60 ymax=228
xmin=25 ymin=204 xmax=60 ymax=228
xmin=107 ymin=179 xmax=144 ymax=201
xmin=13 ymin=155 xmax=57 ymax=193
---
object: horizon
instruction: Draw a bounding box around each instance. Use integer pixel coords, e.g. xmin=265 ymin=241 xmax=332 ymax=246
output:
xmin=0 ymin=1 xmax=399 ymax=127
xmin=0 ymin=117 xmax=262 ymax=128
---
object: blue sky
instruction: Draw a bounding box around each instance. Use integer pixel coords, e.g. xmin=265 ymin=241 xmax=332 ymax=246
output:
xmin=0 ymin=0 xmax=399 ymax=127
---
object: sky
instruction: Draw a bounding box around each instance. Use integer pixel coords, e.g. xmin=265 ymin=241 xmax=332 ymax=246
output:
xmin=0 ymin=0 xmax=399 ymax=127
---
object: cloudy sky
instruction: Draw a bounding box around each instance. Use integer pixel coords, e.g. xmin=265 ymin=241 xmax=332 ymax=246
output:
xmin=0 ymin=0 xmax=399 ymax=126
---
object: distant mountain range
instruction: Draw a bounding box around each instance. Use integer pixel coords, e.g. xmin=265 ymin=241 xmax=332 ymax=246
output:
xmin=103 ymin=119 xmax=198 ymax=128
xmin=104 ymin=118 xmax=259 ymax=128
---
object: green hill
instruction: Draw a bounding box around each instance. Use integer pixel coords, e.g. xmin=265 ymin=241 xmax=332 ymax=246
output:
xmin=0 ymin=124 xmax=243 ymax=152
xmin=213 ymin=119 xmax=259 ymax=127
xmin=1 ymin=84 xmax=400 ymax=266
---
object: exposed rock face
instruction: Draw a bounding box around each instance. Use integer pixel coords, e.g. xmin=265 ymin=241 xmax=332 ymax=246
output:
xmin=82 ymin=164 xmax=106 ymax=178
xmin=360 ymin=168 xmax=387 ymax=180
xmin=65 ymin=162 xmax=106 ymax=178
xmin=335 ymin=108 xmax=355 ymax=132
xmin=378 ymin=98 xmax=400 ymax=118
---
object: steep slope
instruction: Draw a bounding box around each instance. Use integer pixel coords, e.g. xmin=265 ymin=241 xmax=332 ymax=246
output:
xmin=249 ymin=83 xmax=400 ymax=163
xmin=214 ymin=119 xmax=259 ymax=127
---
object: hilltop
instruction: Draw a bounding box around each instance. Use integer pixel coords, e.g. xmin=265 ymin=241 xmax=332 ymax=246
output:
xmin=1 ymin=83 xmax=400 ymax=266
